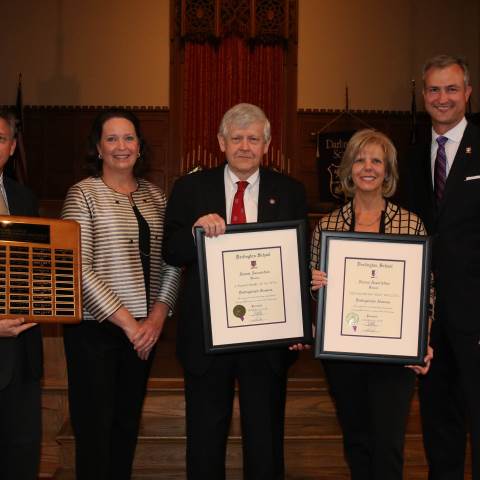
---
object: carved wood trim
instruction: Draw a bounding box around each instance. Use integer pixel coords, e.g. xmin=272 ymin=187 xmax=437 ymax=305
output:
xmin=179 ymin=0 xmax=294 ymax=44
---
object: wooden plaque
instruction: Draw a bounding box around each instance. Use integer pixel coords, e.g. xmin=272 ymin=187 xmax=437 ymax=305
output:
xmin=0 ymin=215 xmax=82 ymax=323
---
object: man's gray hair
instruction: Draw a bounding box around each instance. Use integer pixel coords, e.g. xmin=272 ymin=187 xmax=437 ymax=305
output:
xmin=422 ymin=54 xmax=470 ymax=87
xmin=218 ymin=103 xmax=271 ymax=142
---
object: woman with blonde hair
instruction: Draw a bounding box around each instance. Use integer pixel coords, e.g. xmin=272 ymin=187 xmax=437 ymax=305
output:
xmin=310 ymin=129 xmax=432 ymax=480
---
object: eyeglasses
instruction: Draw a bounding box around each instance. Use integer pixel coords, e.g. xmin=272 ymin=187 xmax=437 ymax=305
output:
xmin=0 ymin=135 xmax=14 ymax=144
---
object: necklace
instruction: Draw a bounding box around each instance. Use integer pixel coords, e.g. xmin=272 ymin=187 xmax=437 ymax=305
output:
xmin=355 ymin=212 xmax=382 ymax=227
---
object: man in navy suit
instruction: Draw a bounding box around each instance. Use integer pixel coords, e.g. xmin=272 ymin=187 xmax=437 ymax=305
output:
xmin=164 ymin=103 xmax=307 ymax=479
xmin=0 ymin=109 xmax=42 ymax=480
xmin=407 ymin=55 xmax=480 ymax=480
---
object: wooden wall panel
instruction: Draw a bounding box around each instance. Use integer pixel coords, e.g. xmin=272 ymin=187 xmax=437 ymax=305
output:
xmin=140 ymin=113 xmax=170 ymax=192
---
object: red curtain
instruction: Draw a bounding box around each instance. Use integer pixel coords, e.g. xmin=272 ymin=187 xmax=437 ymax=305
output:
xmin=182 ymin=36 xmax=285 ymax=173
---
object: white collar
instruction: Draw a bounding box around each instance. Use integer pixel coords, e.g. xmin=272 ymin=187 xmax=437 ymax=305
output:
xmin=432 ymin=117 xmax=467 ymax=144
xmin=225 ymin=165 xmax=260 ymax=187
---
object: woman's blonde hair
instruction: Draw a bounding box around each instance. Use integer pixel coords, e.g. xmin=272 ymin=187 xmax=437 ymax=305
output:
xmin=338 ymin=129 xmax=398 ymax=198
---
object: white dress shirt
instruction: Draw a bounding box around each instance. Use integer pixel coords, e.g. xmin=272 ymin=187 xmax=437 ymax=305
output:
xmin=430 ymin=117 xmax=467 ymax=184
xmin=224 ymin=165 xmax=260 ymax=223
xmin=0 ymin=172 xmax=10 ymax=214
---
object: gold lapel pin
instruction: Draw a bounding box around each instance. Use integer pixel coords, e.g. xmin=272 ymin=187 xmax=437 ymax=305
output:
xmin=269 ymin=198 xmax=276 ymax=205
xmin=466 ymin=146 xmax=472 ymax=154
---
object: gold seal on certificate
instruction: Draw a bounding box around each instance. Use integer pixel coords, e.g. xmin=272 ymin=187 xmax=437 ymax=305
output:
xmin=223 ymin=247 xmax=286 ymax=328
xmin=342 ymin=258 xmax=405 ymax=338
xmin=233 ymin=305 xmax=247 ymax=321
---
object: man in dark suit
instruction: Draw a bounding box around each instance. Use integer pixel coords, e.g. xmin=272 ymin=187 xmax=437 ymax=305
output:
xmin=407 ymin=55 xmax=479 ymax=480
xmin=0 ymin=109 xmax=43 ymax=480
xmin=164 ymin=103 xmax=307 ymax=479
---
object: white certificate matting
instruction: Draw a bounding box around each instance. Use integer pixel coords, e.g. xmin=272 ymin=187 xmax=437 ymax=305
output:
xmin=315 ymin=231 xmax=432 ymax=364
xmin=204 ymin=227 xmax=304 ymax=347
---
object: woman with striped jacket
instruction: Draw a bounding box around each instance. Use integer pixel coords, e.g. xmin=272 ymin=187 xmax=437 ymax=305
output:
xmin=62 ymin=110 xmax=181 ymax=480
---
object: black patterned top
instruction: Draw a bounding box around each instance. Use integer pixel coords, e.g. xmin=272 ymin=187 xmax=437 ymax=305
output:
xmin=310 ymin=200 xmax=426 ymax=270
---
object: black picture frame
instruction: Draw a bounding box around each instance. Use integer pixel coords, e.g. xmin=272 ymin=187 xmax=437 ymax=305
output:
xmin=314 ymin=231 xmax=431 ymax=364
xmin=195 ymin=220 xmax=312 ymax=353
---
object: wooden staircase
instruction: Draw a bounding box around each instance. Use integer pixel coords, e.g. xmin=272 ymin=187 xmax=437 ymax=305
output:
xmin=51 ymin=364 xmax=438 ymax=479
xmin=40 ymin=323 xmax=471 ymax=479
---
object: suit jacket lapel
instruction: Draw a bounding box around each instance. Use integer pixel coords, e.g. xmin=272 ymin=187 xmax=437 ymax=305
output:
xmin=423 ymin=135 xmax=435 ymax=200
xmin=258 ymin=168 xmax=280 ymax=222
xmin=437 ymin=123 xmax=474 ymax=215
xmin=206 ymin=165 xmax=227 ymax=220
xmin=3 ymin=177 xmax=22 ymax=215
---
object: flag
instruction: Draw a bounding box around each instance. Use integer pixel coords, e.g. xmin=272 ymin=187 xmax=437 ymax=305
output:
xmin=14 ymin=73 xmax=28 ymax=184
xmin=315 ymin=130 xmax=354 ymax=207
xmin=410 ymin=79 xmax=417 ymax=145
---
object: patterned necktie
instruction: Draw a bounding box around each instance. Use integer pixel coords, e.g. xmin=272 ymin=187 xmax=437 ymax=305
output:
xmin=434 ymin=136 xmax=448 ymax=204
xmin=0 ymin=193 xmax=8 ymax=215
xmin=231 ymin=181 xmax=248 ymax=224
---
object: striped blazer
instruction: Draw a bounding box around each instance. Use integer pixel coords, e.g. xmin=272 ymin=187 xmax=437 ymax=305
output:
xmin=310 ymin=200 xmax=427 ymax=270
xmin=62 ymin=176 xmax=181 ymax=321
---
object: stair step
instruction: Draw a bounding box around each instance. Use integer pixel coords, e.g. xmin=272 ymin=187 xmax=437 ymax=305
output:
xmin=57 ymin=415 xmax=342 ymax=442
xmin=54 ymin=466 xmax=349 ymax=480
xmin=53 ymin=465 xmax=460 ymax=480
xmin=54 ymin=376 xmax=430 ymax=476
xmin=57 ymin=414 xmax=427 ymax=469
xmin=139 ymin=377 xmax=423 ymax=435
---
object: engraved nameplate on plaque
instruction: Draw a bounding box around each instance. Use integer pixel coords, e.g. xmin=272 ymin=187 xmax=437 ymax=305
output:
xmin=0 ymin=215 xmax=82 ymax=323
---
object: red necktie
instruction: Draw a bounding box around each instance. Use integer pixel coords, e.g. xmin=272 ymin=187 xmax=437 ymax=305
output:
xmin=231 ymin=181 xmax=248 ymax=224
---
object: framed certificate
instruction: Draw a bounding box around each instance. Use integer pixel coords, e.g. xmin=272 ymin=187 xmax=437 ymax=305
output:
xmin=314 ymin=231 xmax=431 ymax=364
xmin=195 ymin=220 xmax=312 ymax=353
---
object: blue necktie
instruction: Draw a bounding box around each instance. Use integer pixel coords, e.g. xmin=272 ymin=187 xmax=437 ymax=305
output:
xmin=434 ymin=136 xmax=448 ymax=204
